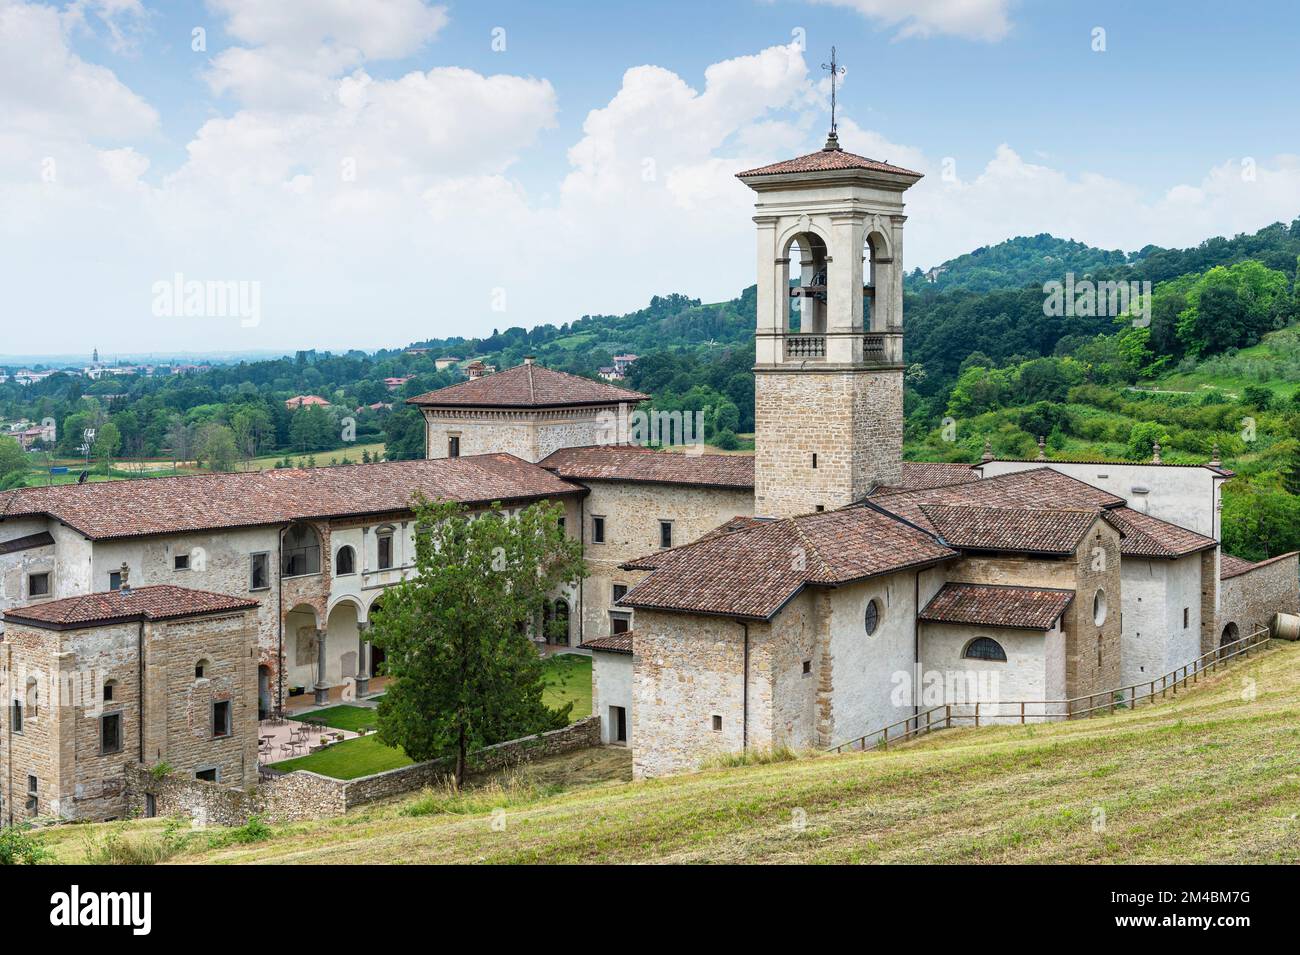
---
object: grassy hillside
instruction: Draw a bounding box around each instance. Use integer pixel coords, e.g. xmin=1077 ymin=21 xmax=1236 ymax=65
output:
xmin=36 ymin=641 xmax=1300 ymax=865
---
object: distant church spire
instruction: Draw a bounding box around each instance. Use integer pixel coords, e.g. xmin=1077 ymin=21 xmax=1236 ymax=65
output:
xmin=821 ymin=47 xmax=846 ymax=151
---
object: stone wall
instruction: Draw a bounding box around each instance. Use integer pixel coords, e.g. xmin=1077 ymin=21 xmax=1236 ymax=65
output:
xmin=422 ymin=406 xmax=632 ymax=463
xmin=124 ymin=716 xmax=600 ymax=825
xmin=579 ymin=480 xmax=752 ymax=642
xmin=1218 ymin=553 xmax=1300 ymax=649
xmin=754 ymin=368 xmax=903 ymax=518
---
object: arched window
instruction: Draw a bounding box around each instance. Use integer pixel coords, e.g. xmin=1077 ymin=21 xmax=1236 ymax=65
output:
xmin=864 ymin=598 xmax=881 ymax=636
xmin=963 ymin=637 xmax=1007 ymax=662
xmin=103 ymin=679 xmax=117 ymax=703
xmin=195 ymin=659 xmax=211 ymax=680
xmin=282 ymin=523 xmax=321 ymax=577
xmin=335 ymin=545 xmax=355 ymax=576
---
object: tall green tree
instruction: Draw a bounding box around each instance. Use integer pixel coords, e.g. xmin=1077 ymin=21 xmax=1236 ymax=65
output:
xmin=370 ymin=497 xmax=585 ymax=786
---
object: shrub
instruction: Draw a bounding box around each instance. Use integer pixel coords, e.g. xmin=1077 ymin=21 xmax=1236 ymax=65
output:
xmin=0 ymin=825 xmax=50 ymax=865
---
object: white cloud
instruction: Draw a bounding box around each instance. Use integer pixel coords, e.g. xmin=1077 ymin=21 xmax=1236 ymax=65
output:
xmin=808 ymin=0 xmax=1014 ymax=42
xmin=4 ymin=7 xmax=1300 ymax=356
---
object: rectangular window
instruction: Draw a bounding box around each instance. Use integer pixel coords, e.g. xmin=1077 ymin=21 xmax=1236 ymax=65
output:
xmin=174 ymin=553 xmax=190 ymax=571
xmin=108 ymin=570 xmax=122 ymax=591
xmin=250 ymin=552 xmax=270 ymax=591
xmin=144 ymin=793 xmax=157 ymax=818
xmin=610 ymin=612 xmax=631 ymax=635
xmin=659 ymin=520 xmax=672 ymax=549
xmin=802 ymin=660 xmax=812 ymax=675
xmin=103 ymin=683 xmax=114 ymax=702
xmin=812 ymin=452 xmax=818 ymax=469
xmin=212 ymin=700 xmax=232 ymax=738
xmin=11 ymin=701 xmax=22 ymax=734
xmin=447 ymin=435 xmax=460 ymax=458
xmin=711 ymin=715 xmax=723 ymax=732
xmin=1183 ymin=607 xmax=1189 ymax=629
xmin=378 ymin=534 xmax=394 ymax=570
xmin=557 ymin=516 xmax=566 ymax=534
xmin=26 ymin=775 xmax=37 ymax=811
xmin=592 ymin=516 xmax=606 ymax=544
xmin=100 ymin=713 xmax=122 ymax=754
xmin=195 ymin=768 xmax=218 ymax=782
xmin=28 ymin=572 xmax=51 ymax=597
xmin=612 ymin=583 xmax=628 ymax=602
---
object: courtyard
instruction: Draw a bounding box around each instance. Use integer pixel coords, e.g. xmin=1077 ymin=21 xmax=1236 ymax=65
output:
xmin=262 ymin=654 xmax=593 ymax=780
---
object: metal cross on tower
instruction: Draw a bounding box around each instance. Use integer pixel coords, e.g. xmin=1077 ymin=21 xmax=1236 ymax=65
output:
xmin=822 ymin=46 xmax=846 ymax=149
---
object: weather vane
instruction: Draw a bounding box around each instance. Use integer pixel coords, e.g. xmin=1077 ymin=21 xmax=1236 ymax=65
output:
xmin=822 ymin=46 xmax=846 ymax=148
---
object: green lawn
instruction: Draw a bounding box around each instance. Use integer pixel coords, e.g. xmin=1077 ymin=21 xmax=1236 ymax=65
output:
xmin=273 ymin=734 xmax=413 ymax=780
xmin=290 ymin=705 xmax=378 ymax=733
xmin=542 ymin=653 xmax=592 ymax=720
xmin=274 ymin=656 xmax=591 ymax=780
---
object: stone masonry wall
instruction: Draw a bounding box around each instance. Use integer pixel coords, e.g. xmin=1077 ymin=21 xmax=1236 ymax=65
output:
xmin=1218 ymin=553 xmax=1300 ymax=650
xmin=124 ymin=716 xmax=600 ymax=825
xmin=754 ymin=368 xmax=902 ymax=518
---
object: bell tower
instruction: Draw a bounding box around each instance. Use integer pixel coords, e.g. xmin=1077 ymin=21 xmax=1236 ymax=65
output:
xmin=737 ymin=99 xmax=922 ymax=517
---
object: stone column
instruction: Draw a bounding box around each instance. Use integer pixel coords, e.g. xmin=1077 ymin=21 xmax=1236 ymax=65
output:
xmin=355 ymin=621 xmax=371 ymax=697
xmin=313 ymin=627 xmax=329 ymax=706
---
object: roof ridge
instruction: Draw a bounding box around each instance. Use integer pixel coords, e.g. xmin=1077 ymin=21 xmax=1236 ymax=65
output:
xmin=788 ymin=516 xmax=836 ymax=583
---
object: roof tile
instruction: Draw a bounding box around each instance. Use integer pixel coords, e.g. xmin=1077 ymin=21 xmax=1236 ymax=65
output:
xmin=919 ymin=583 xmax=1074 ymax=631
xmin=4 ymin=585 xmax=259 ymax=629
xmin=407 ymin=362 xmax=647 ymax=409
xmin=539 ymin=445 xmax=753 ymax=489
xmin=737 ymin=148 xmax=923 ymax=180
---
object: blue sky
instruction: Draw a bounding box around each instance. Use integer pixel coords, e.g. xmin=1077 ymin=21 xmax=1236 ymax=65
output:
xmin=4 ymin=0 xmax=1299 ymax=356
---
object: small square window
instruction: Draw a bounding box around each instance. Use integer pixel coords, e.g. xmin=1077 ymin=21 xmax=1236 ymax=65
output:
xmin=612 ymin=583 xmax=628 ymax=602
xmin=212 ymin=700 xmax=231 ymax=738
xmin=659 ymin=521 xmax=673 ymax=549
xmin=108 ymin=570 xmax=122 ymax=591
xmin=711 ymin=714 xmax=723 ymax=732
xmin=101 ymin=713 xmax=122 ymax=754
xmin=174 ymin=553 xmax=190 ymax=571
xmin=592 ymin=516 xmax=606 ymax=544
xmin=195 ymin=768 xmax=218 ymax=782
xmin=28 ymin=572 xmax=51 ymax=597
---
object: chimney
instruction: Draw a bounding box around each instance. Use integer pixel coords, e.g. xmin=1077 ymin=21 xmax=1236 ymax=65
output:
xmin=1036 ymin=436 xmax=1046 ymax=461
xmin=1209 ymin=442 xmax=1221 ymax=468
xmin=118 ymin=561 xmax=131 ymax=595
xmin=1152 ymin=441 xmax=1162 ymax=465
xmin=981 ymin=439 xmax=994 ymax=464
xmin=523 ymin=355 xmax=535 ymax=366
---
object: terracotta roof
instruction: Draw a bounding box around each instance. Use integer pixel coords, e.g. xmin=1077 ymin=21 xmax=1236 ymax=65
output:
xmin=0 ymin=453 xmax=584 ymax=541
xmin=919 ymin=583 xmax=1074 ymax=631
xmin=868 ymin=462 xmax=979 ymax=495
xmin=407 ymin=362 xmax=647 ymax=409
xmin=539 ymin=445 xmax=754 ymax=489
xmin=1221 ymin=550 xmax=1300 ymax=580
xmin=869 ymin=467 xmax=1125 ymax=534
xmin=580 ymin=632 xmax=634 ymax=654
xmin=620 ymin=507 xmax=956 ymax=620
xmin=737 ymin=147 xmax=923 ymax=180
xmin=919 ymin=504 xmax=1107 ymax=555
xmin=3 ymin=585 xmax=259 ymax=630
xmin=0 ymin=531 xmax=54 ymax=556
xmin=1104 ymin=507 xmax=1217 ymax=559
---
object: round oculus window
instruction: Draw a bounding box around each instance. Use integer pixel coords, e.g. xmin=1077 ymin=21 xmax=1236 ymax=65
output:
xmin=1093 ymin=589 xmax=1107 ymax=626
xmin=864 ymin=598 xmax=881 ymax=636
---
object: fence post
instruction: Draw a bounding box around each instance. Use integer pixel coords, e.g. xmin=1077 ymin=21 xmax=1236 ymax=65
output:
xmin=1020 ymin=701 xmax=1025 ymax=725
xmin=974 ymin=702 xmax=980 ymax=729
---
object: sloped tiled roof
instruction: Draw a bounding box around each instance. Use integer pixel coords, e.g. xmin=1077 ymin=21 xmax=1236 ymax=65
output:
xmin=869 ymin=461 xmax=979 ymax=495
xmin=619 ymin=507 xmax=956 ymax=620
xmin=919 ymin=583 xmax=1074 ymax=631
xmin=868 ymin=467 xmax=1125 ymax=535
xmin=0 ymin=454 xmax=584 ymax=541
xmin=581 ymin=632 xmax=634 ymax=654
xmin=623 ymin=517 xmax=769 ymax=572
xmin=1220 ymin=550 xmax=1300 ymax=580
xmin=984 ymin=457 xmax=1234 ymax=479
xmin=919 ymin=504 xmax=1107 ymax=555
xmin=407 ymin=362 xmax=647 ymax=409
xmin=1104 ymin=506 xmax=1217 ymax=559
xmin=737 ymin=148 xmax=923 ymax=180
xmin=539 ymin=445 xmax=754 ymax=489
xmin=4 ymin=585 xmax=259 ymax=630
